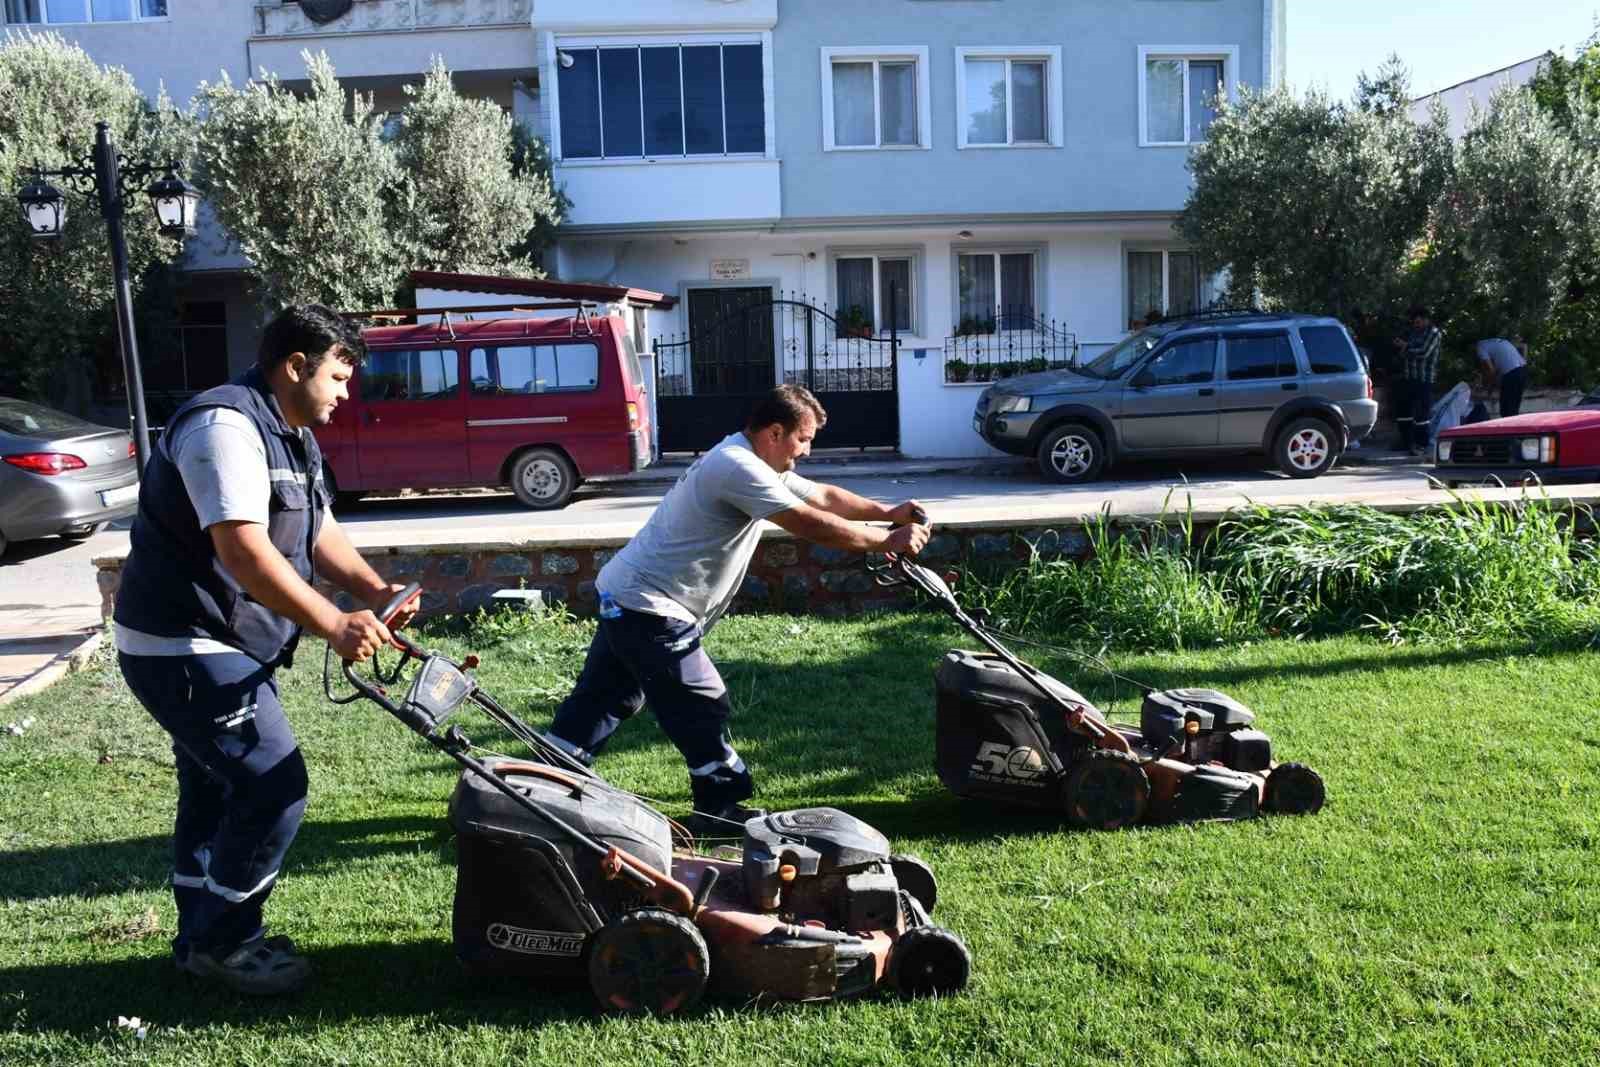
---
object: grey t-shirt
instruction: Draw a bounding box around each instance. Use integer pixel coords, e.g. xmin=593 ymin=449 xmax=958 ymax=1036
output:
xmin=598 ymin=432 xmax=819 ymax=627
xmin=1476 ymin=338 xmax=1526 ymax=376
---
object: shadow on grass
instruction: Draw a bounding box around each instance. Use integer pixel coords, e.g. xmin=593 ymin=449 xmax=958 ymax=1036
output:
xmin=0 ymin=940 xmax=602 ymax=1037
xmin=0 ymin=815 xmax=453 ymax=903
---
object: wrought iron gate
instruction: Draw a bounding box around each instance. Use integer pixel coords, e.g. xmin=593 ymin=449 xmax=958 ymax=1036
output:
xmin=654 ymin=292 xmax=899 ymax=453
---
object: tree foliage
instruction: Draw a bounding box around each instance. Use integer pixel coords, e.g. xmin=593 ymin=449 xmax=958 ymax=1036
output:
xmin=1176 ymin=61 xmax=1451 ymax=323
xmin=195 ymin=52 xmax=566 ymax=311
xmin=0 ymin=32 xmax=187 ymax=401
xmin=1431 ymin=87 xmax=1593 ymax=341
xmin=1180 ymin=45 xmax=1600 ymax=387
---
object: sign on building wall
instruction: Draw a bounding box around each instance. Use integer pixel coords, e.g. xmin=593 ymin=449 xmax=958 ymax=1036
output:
xmin=710 ymin=258 xmax=751 ymax=281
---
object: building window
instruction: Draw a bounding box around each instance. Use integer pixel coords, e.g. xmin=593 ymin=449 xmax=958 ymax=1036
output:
xmin=833 ymin=253 xmax=914 ymax=337
xmin=956 ymin=251 xmax=1036 ymax=333
xmin=1138 ymin=47 xmax=1237 ymax=146
xmin=1127 ymin=249 xmax=1220 ymax=329
xmin=3 ymin=0 xmax=166 ymax=23
xmin=820 ymin=47 xmax=931 ymax=150
xmin=557 ymin=40 xmax=765 ymax=160
xmin=955 ymin=47 xmax=1062 ymax=148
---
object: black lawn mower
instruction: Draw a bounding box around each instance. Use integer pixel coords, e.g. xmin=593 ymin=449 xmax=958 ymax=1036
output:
xmin=324 ymin=583 xmax=972 ymax=1015
xmin=871 ymin=551 xmax=1326 ymax=829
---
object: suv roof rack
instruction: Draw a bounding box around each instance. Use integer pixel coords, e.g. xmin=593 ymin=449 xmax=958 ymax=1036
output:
xmin=1159 ymin=307 xmax=1293 ymax=325
xmin=341 ymin=301 xmax=602 ymax=342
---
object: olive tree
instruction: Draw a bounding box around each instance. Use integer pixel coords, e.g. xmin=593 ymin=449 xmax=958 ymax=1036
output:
xmin=1176 ymin=62 xmax=1452 ymax=324
xmin=1431 ymin=87 xmax=1594 ymax=343
xmin=0 ymin=32 xmax=187 ymax=402
xmin=195 ymin=52 xmax=566 ymax=312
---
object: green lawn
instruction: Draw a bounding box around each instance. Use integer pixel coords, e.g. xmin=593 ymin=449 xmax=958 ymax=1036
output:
xmin=1 ymin=611 xmax=1597 ymax=1066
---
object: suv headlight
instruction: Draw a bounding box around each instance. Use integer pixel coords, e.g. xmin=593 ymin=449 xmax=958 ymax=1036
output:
xmin=1436 ymin=439 xmax=1452 ymax=462
xmin=1518 ymin=435 xmax=1556 ymax=464
xmin=992 ymin=395 xmax=1032 ymax=414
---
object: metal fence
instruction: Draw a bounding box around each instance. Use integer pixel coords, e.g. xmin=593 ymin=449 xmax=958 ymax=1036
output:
xmin=942 ymin=307 xmax=1079 ymax=384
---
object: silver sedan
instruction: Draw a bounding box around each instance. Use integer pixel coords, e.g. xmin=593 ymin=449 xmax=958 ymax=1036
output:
xmin=0 ymin=397 xmax=139 ymax=556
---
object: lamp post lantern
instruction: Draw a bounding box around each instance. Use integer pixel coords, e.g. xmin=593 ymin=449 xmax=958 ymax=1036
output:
xmin=15 ymin=120 xmax=199 ymax=470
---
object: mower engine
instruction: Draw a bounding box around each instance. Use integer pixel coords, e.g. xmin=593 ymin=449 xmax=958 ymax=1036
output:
xmin=1140 ymin=688 xmax=1274 ymax=772
xmin=743 ymin=809 xmax=904 ymax=930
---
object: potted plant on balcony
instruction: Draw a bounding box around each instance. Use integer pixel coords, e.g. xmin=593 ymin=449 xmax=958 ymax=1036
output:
xmin=945 ymin=358 xmax=972 ymax=383
xmin=839 ymin=305 xmax=874 ymax=339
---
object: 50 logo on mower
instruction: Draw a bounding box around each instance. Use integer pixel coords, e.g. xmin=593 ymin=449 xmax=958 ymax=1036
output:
xmin=486 ymin=923 xmax=585 ymax=958
xmin=969 ymin=742 xmax=1048 ymax=787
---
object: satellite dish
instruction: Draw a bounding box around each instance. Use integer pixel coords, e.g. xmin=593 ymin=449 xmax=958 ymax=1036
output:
xmin=299 ymin=0 xmax=354 ymax=25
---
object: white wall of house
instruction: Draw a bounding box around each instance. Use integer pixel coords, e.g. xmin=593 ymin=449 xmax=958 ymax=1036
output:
xmin=1409 ymin=53 xmax=1551 ymax=140
xmin=560 ymin=217 xmax=1179 ymax=457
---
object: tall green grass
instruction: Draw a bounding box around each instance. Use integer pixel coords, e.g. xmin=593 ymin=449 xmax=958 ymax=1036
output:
xmin=970 ymin=496 xmax=1600 ymax=650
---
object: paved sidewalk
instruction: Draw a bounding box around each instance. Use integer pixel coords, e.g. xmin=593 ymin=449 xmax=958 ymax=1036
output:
xmin=0 ymin=609 xmax=102 ymax=708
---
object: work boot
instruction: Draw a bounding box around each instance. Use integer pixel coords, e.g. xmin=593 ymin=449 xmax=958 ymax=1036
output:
xmin=679 ymin=803 xmax=766 ymax=841
xmin=185 ymin=934 xmax=311 ymax=996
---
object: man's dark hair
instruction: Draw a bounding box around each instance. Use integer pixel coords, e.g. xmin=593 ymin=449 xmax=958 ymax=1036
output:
xmin=257 ymin=303 xmax=367 ymax=373
xmin=1406 ymin=304 xmax=1430 ymax=322
xmin=746 ymin=384 xmax=827 ymax=433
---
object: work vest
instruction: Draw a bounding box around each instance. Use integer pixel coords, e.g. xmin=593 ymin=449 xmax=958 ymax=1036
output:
xmin=114 ymin=367 xmax=328 ymax=667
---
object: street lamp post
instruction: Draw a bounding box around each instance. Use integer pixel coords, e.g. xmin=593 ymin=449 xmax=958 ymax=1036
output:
xmin=15 ymin=120 xmax=199 ymax=471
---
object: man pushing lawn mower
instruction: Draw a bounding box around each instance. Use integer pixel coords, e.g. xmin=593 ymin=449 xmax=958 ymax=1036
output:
xmin=547 ymin=384 xmax=930 ymax=838
xmin=113 ymin=305 xmax=417 ymax=996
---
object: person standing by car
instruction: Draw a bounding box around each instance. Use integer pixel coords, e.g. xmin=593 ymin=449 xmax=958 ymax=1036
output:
xmin=1392 ymin=305 xmax=1443 ymax=455
xmin=1476 ymin=334 xmax=1528 ymax=418
xmin=113 ymin=304 xmax=411 ymax=996
xmin=546 ymin=384 xmax=929 ymax=837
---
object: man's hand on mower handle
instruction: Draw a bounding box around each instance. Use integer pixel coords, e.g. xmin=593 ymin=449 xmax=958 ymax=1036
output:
xmin=886 ymin=500 xmax=927 ymax=526
xmin=328 ymin=609 xmax=392 ymax=663
xmin=885 ymin=522 xmax=931 ymax=557
xmin=369 ymin=582 xmax=419 ymax=630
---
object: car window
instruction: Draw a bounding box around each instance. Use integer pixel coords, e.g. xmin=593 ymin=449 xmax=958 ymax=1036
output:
xmin=0 ymin=398 xmax=99 ymax=437
xmin=469 ymin=343 xmax=600 ymax=395
xmin=1143 ymin=338 xmax=1216 ymax=386
xmin=360 ymin=348 xmax=460 ymax=402
xmin=1300 ymin=326 xmax=1361 ymax=375
xmin=617 ymin=326 xmax=645 ymax=389
xmin=1224 ymin=333 xmax=1297 ymax=381
xmin=1079 ymin=325 xmax=1172 ymax=379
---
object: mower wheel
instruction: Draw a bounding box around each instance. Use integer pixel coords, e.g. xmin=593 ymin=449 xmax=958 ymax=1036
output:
xmin=888 ymin=925 xmax=971 ymax=999
xmin=890 ymin=853 xmax=938 ymax=915
xmin=587 ymin=908 xmax=709 ymax=1015
xmin=1264 ymin=762 xmax=1325 ymax=816
xmin=1062 ymin=750 xmax=1151 ymax=831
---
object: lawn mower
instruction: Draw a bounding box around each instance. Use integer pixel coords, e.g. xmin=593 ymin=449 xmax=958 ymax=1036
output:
xmin=870 ymin=549 xmax=1326 ymax=830
xmin=323 ymin=583 xmax=972 ymax=1015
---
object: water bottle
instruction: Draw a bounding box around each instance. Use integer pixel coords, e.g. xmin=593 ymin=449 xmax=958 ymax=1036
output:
xmin=597 ymin=591 xmax=622 ymax=620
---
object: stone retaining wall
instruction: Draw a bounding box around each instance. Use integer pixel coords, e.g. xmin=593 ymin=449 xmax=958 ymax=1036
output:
xmin=91 ymin=520 xmax=1145 ymax=622
xmin=93 ymin=497 xmax=1598 ymax=622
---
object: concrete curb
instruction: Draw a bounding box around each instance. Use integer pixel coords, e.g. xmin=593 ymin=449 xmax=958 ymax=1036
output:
xmin=0 ymin=630 xmax=104 ymax=708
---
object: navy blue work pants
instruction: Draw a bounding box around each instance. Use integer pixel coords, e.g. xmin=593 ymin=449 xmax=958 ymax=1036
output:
xmin=119 ymin=652 xmax=308 ymax=961
xmin=549 ymin=609 xmax=752 ymax=812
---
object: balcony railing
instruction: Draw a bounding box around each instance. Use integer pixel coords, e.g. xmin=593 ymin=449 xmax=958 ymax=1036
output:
xmin=254 ymin=0 xmax=531 ymax=37
xmin=943 ymin=307 xmax=1079 ymax=384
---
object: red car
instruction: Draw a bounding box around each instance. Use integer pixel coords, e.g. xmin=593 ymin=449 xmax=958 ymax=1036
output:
xmin=1433 ymin=389 xmax=1600 ymax=488
xmin=316 ymin=311 xmax=653 ymax=509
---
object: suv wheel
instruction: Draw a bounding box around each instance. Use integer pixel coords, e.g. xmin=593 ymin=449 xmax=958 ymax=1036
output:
xmin=1036 ymin=423 xmax=1106 ymax=483
xmin=510 ymin=447 xmax=577 ymax=509
xmin=1275 ymin=417 xmax=1339 ymax=479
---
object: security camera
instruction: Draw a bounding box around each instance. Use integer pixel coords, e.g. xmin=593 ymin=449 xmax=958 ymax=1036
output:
xmin=557 ymin=51 xmax=575 ymax=70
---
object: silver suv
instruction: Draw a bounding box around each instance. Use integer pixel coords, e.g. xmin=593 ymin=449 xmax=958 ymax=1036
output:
xmin=972 ymin=311 xmax=1377 ymax=483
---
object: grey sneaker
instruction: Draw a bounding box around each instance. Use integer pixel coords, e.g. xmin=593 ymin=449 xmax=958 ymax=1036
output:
xmin=185 ymin=934 xmax=311 ymax=996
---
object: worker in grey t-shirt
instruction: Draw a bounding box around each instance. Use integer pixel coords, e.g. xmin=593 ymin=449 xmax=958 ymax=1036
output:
xmin=1476 ymin=336 xmax=1528 ymax=418
xmin=548 ymin=384 xmax=929 ymax=837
